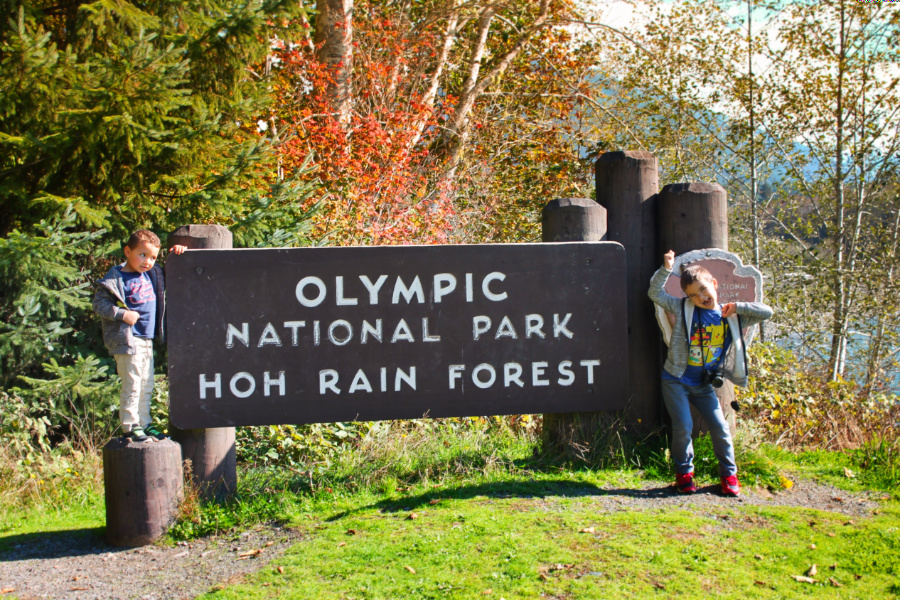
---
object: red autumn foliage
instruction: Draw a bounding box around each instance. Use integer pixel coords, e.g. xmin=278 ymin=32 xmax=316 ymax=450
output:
xmin=267 ymin=20 xmax=458 ymax=246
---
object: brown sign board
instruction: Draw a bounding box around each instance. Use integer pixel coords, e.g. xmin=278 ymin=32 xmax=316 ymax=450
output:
xmin=167 ymin=242 xmax=629 ymax=428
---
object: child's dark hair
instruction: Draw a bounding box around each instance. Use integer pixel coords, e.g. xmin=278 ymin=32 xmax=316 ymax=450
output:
xmin=126 ymin=229 xmax=160 ymax=250
xmin=680 ymin=264 xmax=714 ymax=291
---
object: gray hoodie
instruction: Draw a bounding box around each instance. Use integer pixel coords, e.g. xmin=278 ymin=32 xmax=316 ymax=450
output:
xmin=92 ymin=264 xmax=166 ymax=355
xmin=648 ymin=266 xmax=773 ymax=387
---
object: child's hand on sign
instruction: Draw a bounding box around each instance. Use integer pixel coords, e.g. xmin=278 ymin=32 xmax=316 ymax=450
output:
xmin=721 ymin=302 xmax=736 ymax=318
xmin=169 ymin=245 xmax=187 ymax=255
xmin=663 ymin=250 xmax=675 ymax=271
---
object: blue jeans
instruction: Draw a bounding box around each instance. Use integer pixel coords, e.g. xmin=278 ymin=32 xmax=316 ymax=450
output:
xmin=661 ymin=378 xmax=736 ymax=477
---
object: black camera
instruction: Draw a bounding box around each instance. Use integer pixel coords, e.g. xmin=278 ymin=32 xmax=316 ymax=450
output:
xmin=702 ymin=368 xmax=725 ymax=388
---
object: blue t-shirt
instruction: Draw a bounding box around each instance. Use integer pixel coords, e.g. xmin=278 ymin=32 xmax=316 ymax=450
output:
xmin=120 ymin=269 xmax=157 ymax=339
xmin=663 ymin=306 xmax=732 ymax=386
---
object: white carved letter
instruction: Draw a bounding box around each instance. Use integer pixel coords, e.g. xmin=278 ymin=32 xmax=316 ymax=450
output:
xmin=319 ymin=369 xmax=341 ymax=394
xmin=557 ymin=361 xmax=574 ymax=386
xmin=504 ymin=363 xmax=524 ymax=388
xmin=580 ymin=360 xmax=601 ymax=384
xmin=532 ymin=362 xmax=549 ymax=386
xmin=264 ymin=371 xmax=286 ymax=396
xmin=525 ymin=314 xmax=546 ymax=339
xmin=433 ymin=273 xmax=457 ymax=303
xmin=199 ymin=373 xmax=221 ymax=399
xmin=482 ymin=272 xmax=508 ymax=301
xmin=392 ymin=276 xmax=425 ymax=304
xmin=283 ymin=321 xmax=306 ymax=346
xmin=296 ymin=276 xmax=326 ymax=307
xmin=472 ymin=364 xmax=497 ymax=389
xmin=335 ymin=276 xmax=358 ymax=306
xmin=553 ymin=313 xmax=574 ymax=339
xmin=473 ymin=316 xmax=491 ymax=340
xmin=226 ymin=323 xmax=249 ymax=348
xmin=230 ymin=372 xmax=256 ymax=398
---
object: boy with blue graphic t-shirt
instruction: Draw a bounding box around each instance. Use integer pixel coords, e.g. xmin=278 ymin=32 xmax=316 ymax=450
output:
xmin=649 ymin=250 xmax=773 ymax=497
xmin=93 ymin=230 xmax=185 ymax=442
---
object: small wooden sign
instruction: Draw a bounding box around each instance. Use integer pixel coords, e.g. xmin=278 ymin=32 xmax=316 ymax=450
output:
xmin=655 ymin=248 xmax=764 ymax=345
xmin=663 ymin=248 xmax=762 ymax=304
xmin=167 ymin=242 xmax=629 ymax=428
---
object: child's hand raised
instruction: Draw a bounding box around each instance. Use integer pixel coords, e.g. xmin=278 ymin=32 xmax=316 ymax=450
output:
xmin=721 ymin=303 xmax=737 ymax=318
xmin=663 ymin=250 xmax=675 ymax=270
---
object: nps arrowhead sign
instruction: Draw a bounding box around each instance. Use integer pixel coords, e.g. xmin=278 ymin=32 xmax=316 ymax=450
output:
xmin=167 ymin=242 xmax=629 ymax=428
xmin=654 ymin=248 xmax=765 ymax=347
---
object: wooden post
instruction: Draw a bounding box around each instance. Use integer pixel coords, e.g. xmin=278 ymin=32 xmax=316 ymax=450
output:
xmin=168 ymin=224 xmax=237 ymax=499
xmin=103 ymin=438 xmax=183 ymax=546
xmin=595 ymin=151 xmax=661 ymax=430
xmin=540 ymin=198 xmax=608 ymax=453
xmin=657 ymin=182 xmax=736 ymax=435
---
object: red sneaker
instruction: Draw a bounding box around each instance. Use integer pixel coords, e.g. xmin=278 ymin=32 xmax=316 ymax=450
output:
xmin=721 ymin=475 xmax=741 ymax=497
xmin=675 ymin=472 xmax=697 ymax=494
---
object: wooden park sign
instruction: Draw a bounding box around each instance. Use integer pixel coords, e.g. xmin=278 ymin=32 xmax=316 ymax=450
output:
xmin=167 ymin=242 xmax=629 ymax=428
xmin=655 ymin=248 xmax=764 ymax=345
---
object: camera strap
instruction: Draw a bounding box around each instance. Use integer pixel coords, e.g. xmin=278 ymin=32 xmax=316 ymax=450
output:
xmin=737 ymin=314 xmax=749 ymax=379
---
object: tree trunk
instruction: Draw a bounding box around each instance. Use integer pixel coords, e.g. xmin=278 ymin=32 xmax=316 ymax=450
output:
xmin=436 ymin=0 xmax=551 ymax=173
xmin=407 ymin=12 xmax=464 ymax=150
xmin=828 ymin=0 xmax=848 ymax=381
xmin=315 ymin=0 xmax=354 ymax=125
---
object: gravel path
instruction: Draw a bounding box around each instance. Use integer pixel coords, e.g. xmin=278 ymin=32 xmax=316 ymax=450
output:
xmin=0 ymin=478 xmax=883 ymax=600
xmin=0 ymin=524 xmax=303 ymax=600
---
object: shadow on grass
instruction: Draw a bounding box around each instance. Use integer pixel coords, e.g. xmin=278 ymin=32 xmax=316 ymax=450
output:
xmin=0 ymin=527 xmax=121 ymax=561
xmin=325 ymin=477 xmax=683 ymax=522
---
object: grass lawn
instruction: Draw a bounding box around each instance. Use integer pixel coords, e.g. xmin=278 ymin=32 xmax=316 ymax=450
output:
xmin=196 ymin=474 xmax=900 ymax=600
xmin=2 ymin=425 xmax=898 ymax=599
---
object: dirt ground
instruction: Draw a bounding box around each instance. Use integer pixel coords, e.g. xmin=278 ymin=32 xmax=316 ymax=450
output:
xmin=0 ymin=478 xmax=883 ymax=600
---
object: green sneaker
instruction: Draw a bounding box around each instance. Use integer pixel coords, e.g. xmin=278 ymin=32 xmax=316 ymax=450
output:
xmin=144 ymin=424 xmax=168 ymax=440
xmin=125 ymin=427 xmax=149 ymax=443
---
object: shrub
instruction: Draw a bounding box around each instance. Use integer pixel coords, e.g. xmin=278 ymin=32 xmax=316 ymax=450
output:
xmin=739 ymin=343 xmax=899 ymax=450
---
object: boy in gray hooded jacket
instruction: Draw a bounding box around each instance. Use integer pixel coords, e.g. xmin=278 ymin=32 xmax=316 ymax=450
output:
xmin=93 ymin=230 xmax=185 ymax=442
xmin=649 ymin=250 xmax=773 ymax=497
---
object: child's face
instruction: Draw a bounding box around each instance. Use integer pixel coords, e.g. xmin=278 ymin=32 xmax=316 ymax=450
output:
xmin=122 ymin=241 xmax=160 ymax=273
xmin=683 ymin=276 xmax=719 ymax=310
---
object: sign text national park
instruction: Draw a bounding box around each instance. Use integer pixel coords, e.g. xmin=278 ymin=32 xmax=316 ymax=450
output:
xmin=167 ymin=243 xmax=628 ymax=428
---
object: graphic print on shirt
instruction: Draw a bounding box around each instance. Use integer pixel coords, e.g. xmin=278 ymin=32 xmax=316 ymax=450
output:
xmin=687 ymin=320 xmax=729 ymax=367
xmin=125 ymin=275 xmax=156 ymax=306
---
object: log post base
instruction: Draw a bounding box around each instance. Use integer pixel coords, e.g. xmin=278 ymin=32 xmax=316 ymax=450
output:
xmin=103 ymin=438 xmax=184 ymax=547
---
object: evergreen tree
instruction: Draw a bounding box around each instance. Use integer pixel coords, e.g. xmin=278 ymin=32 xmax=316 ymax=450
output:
xmin=0 ymin=0 xmax=316 ymax=242
xmin=0 ymin=0 xmax=319 ymax=437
